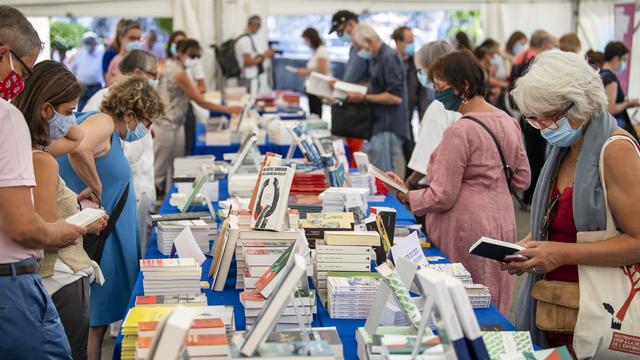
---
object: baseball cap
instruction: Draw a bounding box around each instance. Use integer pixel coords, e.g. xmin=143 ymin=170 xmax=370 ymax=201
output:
xmin=329 ymin=10 xmax=357 ymax=34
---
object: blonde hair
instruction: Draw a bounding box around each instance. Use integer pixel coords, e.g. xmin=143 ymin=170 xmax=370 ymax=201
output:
xmin=352 ymin=24 xmax=381 ymax=47
xmin=512 ymin=50 xmax=607 ymax=124
xmin=100 ymin=75 xmax=164 ymax=120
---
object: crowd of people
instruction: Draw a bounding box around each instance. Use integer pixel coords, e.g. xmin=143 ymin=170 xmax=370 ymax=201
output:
xmin=1 ymin=4 xmax=640 ymax=358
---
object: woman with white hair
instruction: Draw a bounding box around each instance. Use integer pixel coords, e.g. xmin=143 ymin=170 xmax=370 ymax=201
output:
xmin=506 ymin=50 xmax=640 ymax=358
xmin=405 ymin=40 xmax=458 ymax=187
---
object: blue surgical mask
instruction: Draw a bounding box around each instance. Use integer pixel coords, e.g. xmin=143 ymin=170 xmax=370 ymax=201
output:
xmin=512 ymin=43 xmax=525 ymax=56
xmin=540 ymin=116 xmax=582 ymax=147
xmin=435 ymin=88 xmax=462 ymax=111
xmin=124 ymin=118 xmax=148 ymax=142
xmin=148 ymin=78 xmax=159 ymax=89
xmin=48 ymin=109 xmax=76 ymax=140
xmin=357 ymin=49 xmax=373 ymax=60
xmin=618 ymin=60 xmax=628 ymax=74
xmin=125 ymin=40 xmax=142 ymax=52
xmin=416 ymin=70 xmax=432 ymax=89
xmin=339 ymin=33 xmax=351 ymax=44
xmin=170 ymin=43 xmax=177 ymax=56
xmin=404 ymin=43 xmax=415 ymax=57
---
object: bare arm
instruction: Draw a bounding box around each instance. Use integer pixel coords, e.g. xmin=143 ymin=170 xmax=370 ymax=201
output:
xmin=0 ymin=187 xmax=84 ymax=249
xmin=175 ymin=71 xmax=240 ymax=114
xmin=32 ymin=153 xmax=59 ymax=223
xmin=366 ymin=92 xmax=402 ymax=106
xmin=46 ymin=124 xmax=84 ymax=157
xmin=317 ymin=57 xmax=329 ymax=76
xmin=195 ymin=79 xmax=206 ymax=94
xmin=68 ymin=113 xmax=114 ymax=198
xmin=605 ymin=82 xmax=630 ymax=115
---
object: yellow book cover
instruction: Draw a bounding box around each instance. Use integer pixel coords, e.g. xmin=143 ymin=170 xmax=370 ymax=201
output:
xmin=122 ymin=307 xmax=173 ymax=335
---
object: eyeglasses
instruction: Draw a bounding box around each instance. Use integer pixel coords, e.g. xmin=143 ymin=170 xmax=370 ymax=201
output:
xmin=539 ymin=193 xmax=560 ymax=240
xmin=188 ymin=54 xmax=201 ymax=59
xmin=525 ymin=103 xmax=574 ymax=130
xmin=143 ymin=70 xmax=158 ymax=80
xmin=9 ymin=49 xmax=33 ymax=81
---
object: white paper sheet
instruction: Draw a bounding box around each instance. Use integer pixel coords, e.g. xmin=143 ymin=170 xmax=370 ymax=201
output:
xmin=173 ymin=227 xmax=206 ymax=265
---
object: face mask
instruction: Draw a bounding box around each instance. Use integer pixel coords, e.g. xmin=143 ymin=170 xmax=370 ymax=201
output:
xmin=339 ymin=33 xmax=351 ymax=44
xmin=435 ymin=87 xmax=463 ymax=111
xmin=357 ymin=49 xmax=373 ymax=60
xmin=148 ymin=78 xmax=159 ymax=89
xmin=618 ymin=60 xmax=627 ymax=74
xmin=490 ymin=53 xmax=502 ymax=66
xmin=404 ymin=43 xmax=415 ymax=57
xmin=124 ymin=120 xmax=148 ymax=142
xmin=416 ymin=70 xmax=432 ymax=89
xmin=48 ymin=108 xmax=76 ymax=140
xmin=512 ymin=43 xmax=525 ymax=56
xmin=125 ymin=40 xmax=142 ymax=52
xmin=0 ymin=52 xmax=25 ymax=101
xmin=184 ymin=58 xmax=199 ymax=68
xmin=540 ymin=116 xmax=582 ymax=147
xmin=170 ymin=43 xmax=177 ymax=56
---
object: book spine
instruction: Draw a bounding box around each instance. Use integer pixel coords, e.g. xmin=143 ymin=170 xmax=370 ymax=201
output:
xmin=316 ymin=253 xmax=372 ymax=263
xmin=315 ymin=245 xmax=371 ymax=255
xmin=315 ymin=262 xmax=371 ymax=272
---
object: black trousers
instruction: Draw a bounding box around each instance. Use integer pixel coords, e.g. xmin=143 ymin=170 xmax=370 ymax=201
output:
xmin=184 ymin=103 xmax=196 ymax=156
xmin=522 ymin=122 xmax=547 ymax=205
xmin=52 ymin=277 xmax=90 ymax=360
xmin=306 ymin=93 xmax=323 ymax=118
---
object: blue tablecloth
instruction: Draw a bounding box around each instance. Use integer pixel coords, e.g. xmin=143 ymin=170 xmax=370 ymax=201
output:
xmin=114 ymin=180 xmax=515 ymax=360
xmin=193 ymin=123 xmax=304 ymax=158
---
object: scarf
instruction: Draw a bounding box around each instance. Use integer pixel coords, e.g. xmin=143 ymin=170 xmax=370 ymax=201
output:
xmin=515 ymin=111 xmax=617 ymax=346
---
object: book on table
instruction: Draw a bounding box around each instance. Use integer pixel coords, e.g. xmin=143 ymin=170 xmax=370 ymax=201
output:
xmin=248 ymin=152 xmax=282 ymax=212
xmin=250 ymin=165 xmax=295 ymax=232
xmin=143 ymin=305 xmax=194 ymax=360
xmin=255 ymin=242 xmax=295 ymax=297
xmin=65 ymin=208 xmax=106 ymax=227
xmin=184 ymin=334 xmax=230 ymax=357
xmin=138 ymin=318 xmax=225 ymax=337
xmin=368 ymin=163 xmax=409 ymax=194
xmin=323 ymin=231 xmax=380 ymax=246
xmin=469 ymin=236 xmax=526 ymax=262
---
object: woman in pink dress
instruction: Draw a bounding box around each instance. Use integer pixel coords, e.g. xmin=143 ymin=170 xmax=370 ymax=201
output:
xmin=386 ymin=50 xmax=531 ymax=314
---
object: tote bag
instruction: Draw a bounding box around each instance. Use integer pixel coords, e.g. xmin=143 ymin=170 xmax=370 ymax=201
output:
xmin=573 ymin=135 xmax=640 ymax=359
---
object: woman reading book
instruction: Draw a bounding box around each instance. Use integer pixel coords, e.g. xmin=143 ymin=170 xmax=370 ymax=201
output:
xmin=13 ymin=60 xmax=108 ymax=359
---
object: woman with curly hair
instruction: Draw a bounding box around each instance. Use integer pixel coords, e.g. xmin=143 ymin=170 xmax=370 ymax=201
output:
xmin=56 ymin=75 xmax=164 ymax=359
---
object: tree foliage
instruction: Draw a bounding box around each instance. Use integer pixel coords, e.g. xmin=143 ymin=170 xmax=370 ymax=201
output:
xmin=50 ymin=21 xmax=87 ymax=52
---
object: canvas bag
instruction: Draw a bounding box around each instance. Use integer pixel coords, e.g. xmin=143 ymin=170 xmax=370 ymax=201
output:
xmin=573 ymin=135 xmax=640 ymax=359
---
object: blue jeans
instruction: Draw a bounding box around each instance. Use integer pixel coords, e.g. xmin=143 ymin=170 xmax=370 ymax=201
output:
xmin=364 ymin=132 xmax=405 ymax=175
xmin=0 ymin=259 xmax=71 ymax=359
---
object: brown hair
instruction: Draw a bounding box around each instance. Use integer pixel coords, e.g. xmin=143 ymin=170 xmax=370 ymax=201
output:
xmin=586 ymin=49 xmax=605 ymax=69
xmin=100 ymin=75 xmax=164 ymax=122
xmin=302 ymin=27 xmax=323 ymax=50
xmin=559 ymin=33 xmax=581 ymax=53
xmin=428 ymin=50 xmax=486 ymax=99
xmin=166 ymin=30 xmax=186 ymax=59
xmin=113 ymin=18 xmax=141 ymax=53
xmin=455 ymin=31 xmax=473 ymax=51
xmin=604 ymin=41 xmax=629 ymax=61
xmin=12 ymin=60 xmax=82 ymax=147
xmin=176 ymin=38 xmax=201 ymax=55
xmin=391 ymin=26 xmax=411 ymax=42
xmin=505 ymin=31 xmax=527 ymax=54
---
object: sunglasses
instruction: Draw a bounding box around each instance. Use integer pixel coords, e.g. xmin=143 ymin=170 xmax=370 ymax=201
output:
xmin=9 ymin=49 xmax=33 ymax=81
xmin=187 ymin=54 xmax=201 ymax=59
xmin=525 ymin=103 xmax=574 ymax=130
xmin=538 ymin=193 xmax=560 ymax=240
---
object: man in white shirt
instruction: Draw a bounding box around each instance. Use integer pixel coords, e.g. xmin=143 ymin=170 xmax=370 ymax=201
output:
xmin=71 ymin=32 xmax=105 ymax=111
xmin=233 ymin=15 xmax=274 ymax=96
xmin=0 ymin=6 xmax=86 ymax=358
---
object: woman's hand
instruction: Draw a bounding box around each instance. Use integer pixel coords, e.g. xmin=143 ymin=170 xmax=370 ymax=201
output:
xmin=77 ymin=186 xmax=101 ymax=205
xmin=347 ymin=92 xmax=366 ymax=103
xmin=384 ymin=171 xmax=410 ymax=204
xmin=226 ymin=106 xmax=243 ymax=115
xmin=296 ymin=68 xmax=309 ymax=77
xmin=85 ymin=215 xmax=109 ymax=235
xmin=505 ymin=241 xmax=568 ymax=275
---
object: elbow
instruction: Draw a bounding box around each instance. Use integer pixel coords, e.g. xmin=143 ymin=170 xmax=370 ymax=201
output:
xmin=390 ymin=95 xmax=402 ymax=106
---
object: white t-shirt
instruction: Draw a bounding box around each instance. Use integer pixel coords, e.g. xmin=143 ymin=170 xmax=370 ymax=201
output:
xmin=82 ymin=89 xmax=156 ymax=204
xmin=307 ymin=45 xmax=331 ymax=76
xmin=234 ymin=35 xmax=258 ymax=79
xmin=408 ymin=100 xmax=462 ymax=177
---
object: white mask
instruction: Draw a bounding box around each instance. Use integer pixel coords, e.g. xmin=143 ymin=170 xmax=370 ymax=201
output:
xmin=184 ymin=58 xmax=199 ymax=68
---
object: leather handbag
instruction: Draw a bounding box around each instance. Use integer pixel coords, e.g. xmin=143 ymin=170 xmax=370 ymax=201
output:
xmin=330 ymin=102 xmax=373 ymax=139
xmin=531 ymin=279 xmax=580 ymax=333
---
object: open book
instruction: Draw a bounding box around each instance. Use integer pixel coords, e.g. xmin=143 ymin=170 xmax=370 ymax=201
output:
xmin=65 ymin=208 xmax=106 ymax=227
xmin=305 ymin=72 xmax=367 ymax=101
xmin=369 ymin=164 xmax=409 ymax=194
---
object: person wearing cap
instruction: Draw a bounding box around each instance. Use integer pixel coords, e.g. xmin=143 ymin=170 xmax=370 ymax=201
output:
xmin=71 ymin=32 xmax=105 ymax=111
xmin=347 ymin=24 xmax=410 ymax=175
xmin=329 ymin=10 xmax=370 ymax=164
xmin=234 ymin=15 xmax=275 ymax=97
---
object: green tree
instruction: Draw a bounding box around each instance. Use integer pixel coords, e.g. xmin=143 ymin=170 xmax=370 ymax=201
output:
xmin=50 ymin=21 xmax=87 ymax=54
xmin=447 ymin=10 xmax=483 ymax=46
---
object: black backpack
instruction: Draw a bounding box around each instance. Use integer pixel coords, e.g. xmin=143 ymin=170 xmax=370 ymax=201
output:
xmin=213 ymin=34 xmax=246 ymax=79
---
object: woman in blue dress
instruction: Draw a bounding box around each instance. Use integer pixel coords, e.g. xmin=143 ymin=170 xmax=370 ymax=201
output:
xmin=56 ymin=75 xmax=164 ymax=359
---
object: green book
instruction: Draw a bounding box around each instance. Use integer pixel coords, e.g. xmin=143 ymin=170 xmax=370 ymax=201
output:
xmin=327 ymin=271 xmax=380 ymax=279
xmin=482 ymin=331 xmax=534 ymax=360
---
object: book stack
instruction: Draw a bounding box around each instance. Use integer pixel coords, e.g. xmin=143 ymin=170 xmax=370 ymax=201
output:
xmin=319 ymin=187 xmax=369 ymax=224
xmin=175 ymin=178 xmax=219 ymax=202
xmin=313 ymin=231 xmax=378 ymax=304
xmin=121 ymin=306 xmax=174 ymax=360
xmin=300 ymin=212 xmax=354 ymax=249
xmin=425 ymin=263 xmax=474 ymax=285
xmin=228 ymin=173 xmax=259 ymax=197
xmin=156 ymin=220 xmax=215 ymax=255
xmin=235 ymin=229 xmax=299 ymax=289
xmin=205 ymin=129 xmax=232 ymax=145
xmin=356 ymin=326 xmax=419 ymax=360
xmin=267 ymin=120 xmax=295 ymax=145
xmin=466 ymin=284 xmax=492 ymax=308
xmin=348 ymin=172 xmax=378 ymax=200
xmin=379 ymin=297 xmax=429 ymax=327
xmin=134 ymin=294 xmax=208 ymax=307
xmin=137 ymin=334 xmax=230 ymax=359
xmin=287 ymin=194 xmax=323 ymax=218
xmin=240 ymin=289 xmax=316 ymax=330
xmin=173 ymin=155 xmax=216 ymax=177
xmin=137 ymin=318 xmax=226 ymax=337
xmin=290 ymin=172 xmax=327 ymax=195
xmin=141 ymin=258 xmax=202 ymax=296
xmin=266 ymin=327 xmax=343 ymax=360
xmin=327 ymin=272 xmax=380 ymax=319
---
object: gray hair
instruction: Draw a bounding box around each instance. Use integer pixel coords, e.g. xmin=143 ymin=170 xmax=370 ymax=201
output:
xmin=0 ymin=6 xmax=42 ymax=57
xmin=352 ymin=24 xmax=381 ymax=47
xmin=530 ymin=29 xmax=551 ymax=49
xmin=512 ymin=50 xmax=608 ymax=124
xmin=248 ymin=15 xmax=261 ymax=26
xmin=414 ymin=40 xmax=453 ymax=70
xmin=119 ymin=49 xmax=157 ymax=74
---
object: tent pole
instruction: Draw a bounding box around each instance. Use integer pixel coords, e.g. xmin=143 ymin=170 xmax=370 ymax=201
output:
xmin=214 ymin=0 xmax=224 ymax=91
xmin=572 ymin=0 xmax=580 ymax=34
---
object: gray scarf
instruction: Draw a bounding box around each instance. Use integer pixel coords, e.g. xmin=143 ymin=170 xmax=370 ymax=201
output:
xmin=515 ymin=111 xmax=617 ymax=346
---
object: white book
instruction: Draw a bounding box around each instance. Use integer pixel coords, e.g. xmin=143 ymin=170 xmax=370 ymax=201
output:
xmin=65 ymin=208 xmax=106 ymax=227
xmin=149 ymin=305 xmax=195 ymax=360
xmin=369 ymin=163 xmax=408 ymax=194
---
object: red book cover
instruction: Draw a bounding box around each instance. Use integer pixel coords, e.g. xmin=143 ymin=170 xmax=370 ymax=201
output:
xmin=185 ymin=334 xmax=229 ymax=346
xmin=135 ymin=295 xmax=158 ymax=305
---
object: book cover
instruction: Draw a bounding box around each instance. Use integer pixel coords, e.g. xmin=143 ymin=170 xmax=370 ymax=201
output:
xmin=498 ymin=346 xmax=573 ymax=360
xmin=481 ymin=331 xmax=533 ymax=359
xmin=376 ymin=263 xmax=422 ymax=330
xmin=291 ymin=123 xmax=323 ymax=167
xmin=369 ymin=163 xmax=408 ymax=194
xmin=469 ymin=237 xmax=525 ymax=262
xmin=212 ymin=222 xmax=239 ymax=291
xmin=324 ymin=231 xmax=380 ymax=246
xmin=365 ymin=216 xmax=389 ymax=264
xmin=255 ymin=243 xmax=295 ymax=298
xmin=370 ymin=207 xmax=397 ymax=245
xmin=248 ymin=152 xmax=282 ymax=212
xmin=250 ymin=166 xmax=295 ymax=232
